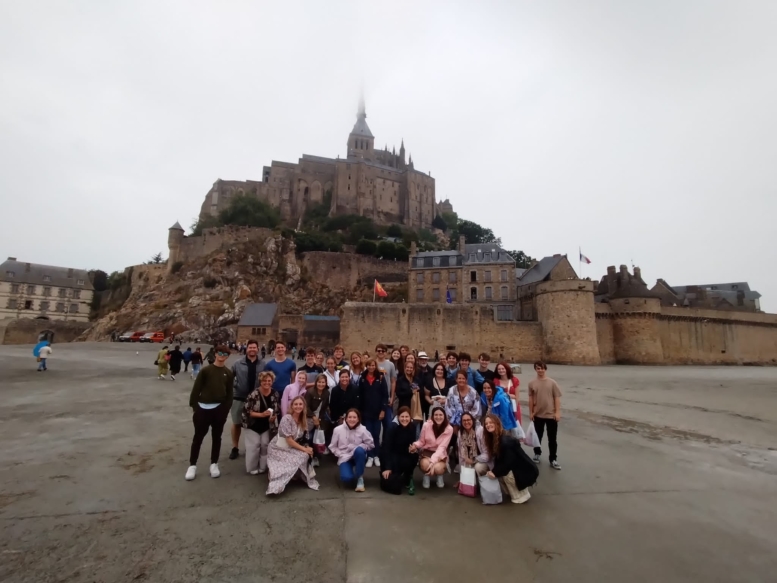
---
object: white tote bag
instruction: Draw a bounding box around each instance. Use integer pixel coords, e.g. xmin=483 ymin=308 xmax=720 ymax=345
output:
xmin=525 ymin=422 xmax=541 ymax=448
xmin=457 ymin=466 xmax=478 ymax=498
xmin=478 ymin=474 xmax=503 ymax=505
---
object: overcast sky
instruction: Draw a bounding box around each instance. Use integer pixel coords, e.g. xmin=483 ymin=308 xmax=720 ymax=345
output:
xmin=1 ymin=1 xmax=776 ymax=310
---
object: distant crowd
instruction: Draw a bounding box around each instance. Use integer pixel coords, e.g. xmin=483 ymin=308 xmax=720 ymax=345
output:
xmin=181 ymin=340 xmax=562 ymax=504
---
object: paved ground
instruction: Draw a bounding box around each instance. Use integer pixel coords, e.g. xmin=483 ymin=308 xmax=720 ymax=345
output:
xmin=0 ymin=342 xmax=776 ymax=583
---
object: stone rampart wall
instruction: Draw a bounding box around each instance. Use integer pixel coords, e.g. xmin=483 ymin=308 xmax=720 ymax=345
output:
xmin=302 ymin=252 xmax=408 ymax=291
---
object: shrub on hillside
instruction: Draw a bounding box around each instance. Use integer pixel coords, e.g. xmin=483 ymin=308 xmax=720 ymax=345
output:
xmin=355 ymin=239 xmax=378 ymax=255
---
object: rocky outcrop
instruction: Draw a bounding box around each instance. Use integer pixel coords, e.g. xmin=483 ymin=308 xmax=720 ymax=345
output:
xmin=82 ymin=235 xmax=376 ymax=343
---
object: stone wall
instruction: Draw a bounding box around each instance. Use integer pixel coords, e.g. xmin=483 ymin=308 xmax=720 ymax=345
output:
xmin=340 ymin=302 xmax=543 ymax=362
xmin=301 ymin=252 xmax=408 ymax=291
xmin=173 ymin=226 xmax=274 ymax=266
xmin=595 ymin=304 xmax=616 ymax=364
xmin=536 ymin=280 xmax=600 ymax=365
xmin=0 ymin=317 xmax=91 ymax=345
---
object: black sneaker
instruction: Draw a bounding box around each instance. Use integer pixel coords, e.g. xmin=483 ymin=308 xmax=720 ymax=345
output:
xmin=229 ymin=447 xmax=239 ymax=460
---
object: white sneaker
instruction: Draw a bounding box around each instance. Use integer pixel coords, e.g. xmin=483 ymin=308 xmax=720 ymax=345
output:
xmin=323 ymin=447 xmax=331 ymax=455
xmin=170 ymin=375 xmax=175 ymax=381
xmin=249 ymin=469 xmax=259 ymax=475
xmin=258 ymin=467 xmax=267 ymax=474
xmin=512 ymin=488 xmax=531 ymax=504
xmin=550 ymin=460 xmax=561 ymax=470
xmin=355 ymin=477 xmax=365 ymax=492
xmin=374 ymin=457 xmax=380 ymax=467
xmin=209 ymin=463 xmax=220 ymax=478
xmin=185 ymin=465 xmax=196 ymax=481
xmin=366 ymin=457 xmax=374 ymax=468
xmin=312 ymin=458 xmax=320 ymax=467
xmin=422 ymin=475 xmax=430 ymax=489
xmin=436 ymin=475 xmax=445 ymax=488
xmin=159 ymin=375 xmax=165 ymax=380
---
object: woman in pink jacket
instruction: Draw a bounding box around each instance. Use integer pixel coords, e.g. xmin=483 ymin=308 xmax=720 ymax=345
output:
xmin=329 ymin=408 xmax=375 ymax=492
xmin=280 ymin=370 xmax=308 ymax=416
xmin=410 ymin=405 xmax=453 ymax=489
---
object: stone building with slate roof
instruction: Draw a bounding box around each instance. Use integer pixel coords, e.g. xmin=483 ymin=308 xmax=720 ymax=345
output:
xmin=199 ymin=99 xmax=449 ymax=230
xmin=0 ymin=257 xmax=94 ymax=322
xmin=516 ymin=254 xmax=578 ymax=320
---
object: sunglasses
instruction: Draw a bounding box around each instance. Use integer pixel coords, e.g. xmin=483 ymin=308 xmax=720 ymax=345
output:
xmin=376 ymin=349 xmax=385 ymax=353
xmin=216 ymin=351 xmax=229 ymax=357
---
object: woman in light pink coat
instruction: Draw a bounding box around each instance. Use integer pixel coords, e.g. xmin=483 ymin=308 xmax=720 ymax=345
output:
xmin=411 ymin=406 xmax=453 ymax=489
xmin=280 ymin=370 xmax=307 ymax=416
xmin=329 ymin=409 xmax=375 ymax=492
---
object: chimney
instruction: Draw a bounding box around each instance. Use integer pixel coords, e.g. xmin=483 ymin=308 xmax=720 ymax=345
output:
xmin=67 ymin=268 xmax=74 ymax=278
xmin=458 ymin=235 xmax=466 ymax=255
xmin=553 ymin=253 xmax=561 ymax=258
xmin=634 ymin=266 xmax=642 ymax=280
xmin=607 ymin=265 xmax=616 ymax=295
xmin=619 ymin=264 xmax=628 ymax=276
xmin=607 ymin=266 xmax=616 ymax=275
xmin=25 ymin=263 xmax=31 ymax=272
xmin=7 ymin=256 xmax=16 ymax=261
xmin=410 ymin=241 xmax=417 ymax=256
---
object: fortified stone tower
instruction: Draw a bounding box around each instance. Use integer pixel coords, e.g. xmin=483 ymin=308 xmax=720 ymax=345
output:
xmin=167 ymin=221 xmax=185 ymax=273
xmin=608 ymin=265 xmax=664 ymax=364
xmin=536 ymin=279 xmax=600 ymax=364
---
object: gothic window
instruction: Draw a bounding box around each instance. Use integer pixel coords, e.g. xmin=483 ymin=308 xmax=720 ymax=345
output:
xmin=58 ymin=288 xmax=67 ymax=298
xmin=11 ymin=284 xmax=19 ymax=293
xmin=43 ymin=287 xmax=51 ymax=296
xmin=7 ymin=298 xmax=17 ymax=309
xmin=40 ymin=301 xmax=50 ymax=311
xmin=416 ymin=273 xmax=424 ymax=284
xmin=24 ymin=300 xmax=32 ymax=310
xmin=73 ymin=290 xmax=81 ymax=299
xmin=56 ymin=302 xmax=65 ymax=312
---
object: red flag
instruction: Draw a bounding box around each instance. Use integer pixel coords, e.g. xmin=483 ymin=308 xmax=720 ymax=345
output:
xmin=374 ymin=280 xmax=388 ymax=298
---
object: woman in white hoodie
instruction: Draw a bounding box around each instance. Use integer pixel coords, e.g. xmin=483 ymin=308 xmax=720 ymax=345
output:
xmin=329 ymin=408 xmax=375 ymax=492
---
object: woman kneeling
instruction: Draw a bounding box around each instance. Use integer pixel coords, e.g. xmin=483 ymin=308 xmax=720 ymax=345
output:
xmin=411 ymin=406 xmax=453 ymax=489
xmin=330 ymin=408 xmax=375 ymax=492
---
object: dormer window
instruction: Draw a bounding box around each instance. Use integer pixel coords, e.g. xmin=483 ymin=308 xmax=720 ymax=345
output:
xmin=484 ymin=252 xmax=492 ymax=261
xmin=43 ymin=275 xmax=51 ymax=282
xmin=77 ymin=279 xmax=85 ymax=286
xmin=5 ymin=271 xmax=14 ymax=278
xmin=468 ymin=253 xmax=476 ymax=261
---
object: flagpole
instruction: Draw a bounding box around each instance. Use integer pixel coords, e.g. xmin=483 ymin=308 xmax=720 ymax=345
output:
xmin=579 ymin=247 xmax=582 ymax=279
xmin=373 ymin=279 xmax=376 ymax=303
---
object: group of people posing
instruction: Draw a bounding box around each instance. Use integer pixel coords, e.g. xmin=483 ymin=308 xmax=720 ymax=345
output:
xmin=186 ymin=340 xmax=563 ymax=505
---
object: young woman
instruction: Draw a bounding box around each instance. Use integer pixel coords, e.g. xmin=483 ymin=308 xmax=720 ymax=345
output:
xmin=266 ymin=396 xmax=319 ymax=495
xmin=445 ymin=370 xmax=482 ymax=429
xmin=399 ymin=345 xmax=411 ymax=362
xmin=280 ymin=370 xmax=308 ymax=416
xmin=358 ymin=359 xmax=389 ymax=468
xmin=395 ymin=360 xmax=421 ymax=412
xmin=411 ymin=406 xmax=453 ymax=489
xmin=389 ymin=349 xmax=403 ymax=377
xmin=404 ymin=353 xmax=417 ymax=375
xmin=323 ymin=357 xmax=339 ymax=389
xmin=242 ymin=371 xmax=280 ymax=475
xmin=330 ymin=369 xmax=360 ymax=427
xmin=349 ymin=352 xmax=365 ymax=386
xmin=329 ymin=408 xmax=375 ymax=492
xmin=380 ymin=406 xmax=420 ymax=495
xmin=305 ymin=373 xmax=331 ymax=467
xmin=481 ymin=380 xmax=519 ymax=435
xmin=494 ymin=361 xmax=521 ymax=425
xmin=424 ymin=362 xmax=450 ymax=415
xmin=482 ymin=413 xmax=538 ymax=504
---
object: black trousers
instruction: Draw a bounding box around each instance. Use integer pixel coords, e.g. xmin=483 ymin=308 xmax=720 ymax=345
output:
xmin=190 ymin=403 xmax=229 ymax=465
xmin=533 ymin=417 xmax=558 ymax=462
xmin=380 ymin=454 xmax=419 ymax=494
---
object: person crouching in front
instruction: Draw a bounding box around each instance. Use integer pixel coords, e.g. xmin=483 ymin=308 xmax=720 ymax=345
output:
xmin=411 ymin=405 xmax=453 ymax=489
xmin=380 ymin=406 xmax=420 ymax=495
xmin=329 ymin=408 xmax=374 ymax=492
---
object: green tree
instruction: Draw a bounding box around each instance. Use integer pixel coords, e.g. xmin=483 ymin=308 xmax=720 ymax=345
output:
xmin=457 ymin=220 xmax=500 ymax=245
xmin=190 ymin=214 xmax=221 ymax=236
xmin=355 ymin=239 xmax=378 ymax=255
xmin=88 ymin=269 xmax=108 ymax=292
xmin=375 ymin=240 xmax=397 ymax=260
xmin=346 ymin=220 xmax=379 ymax=245
xmin=394 ymin=244 xmax=410 ymax=261
xmin=218 ymin=194 xmax=281 ymax=228
xmin=151 ymin=252 xmax=164 ymax=264
xmin=386 ymin=224 xmax=402 ymax=238
xmin=505 ymin=250 xmax=535 ymax=269
xmin=293 ymin=231 xmax=343 ymax=254
xmin=431 ymin=214 xmax=447 ymax=231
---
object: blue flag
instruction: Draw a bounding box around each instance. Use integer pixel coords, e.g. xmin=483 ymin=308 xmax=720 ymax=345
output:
xmin=446 ymin=289 xmax=452 ymax=304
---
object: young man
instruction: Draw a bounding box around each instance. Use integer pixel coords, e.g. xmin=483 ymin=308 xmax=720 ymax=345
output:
xmin=374 ymin=344 xmax=396 ymax=431
xmin=190 ymin=347 xmax=203 ymax=379
xmin=333 ymin=345 xmax=349 ymax=370
xmin=474 ymin=353 xmax=496 ymax=394
xmin=183 ymin=347 xmax=193 ymax=372
xmin=447 ymin=352 xmax=484 ymax=389
xmin=229 ymin=339 xmax=261 ymax=460
xmin=445 ymin=351 xmax=459 ymax=376
xmin=186 ymin=345 xmax=234 ymax=480
xmin=298 ymin=348 xmax=324 ymax=390
xmin=263 ymin=341 xmax=296 ymax=396
xmin=168 ymin=345 xmax=184 ymax=381
xmin=528 ymin=360 xmax=562 ymax=470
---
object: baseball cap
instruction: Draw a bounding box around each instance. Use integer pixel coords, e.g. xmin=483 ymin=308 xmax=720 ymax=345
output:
xmin=418 ymin=351 xmax=429 ymax=359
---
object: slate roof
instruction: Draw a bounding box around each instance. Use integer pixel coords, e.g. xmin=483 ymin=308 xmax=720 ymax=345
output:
xmin=517 ymin=256 xmax=566 ymax=286
xmin=303 ymin=315 xmax=340 ymax=321
xmin=0 ymin=258 xmax=94 ymax=290
xmin=169 ymin=221 xmax=184 ymax=231
xmin=351 ymin=112 xmax=374 ymax=138
xmin=463 ymin=244 xmax=514 ymax=265
xmin=237 ymin=303 xmax=278 ymax=326
xmin=672 ymin=282 xmax=758 ymax=297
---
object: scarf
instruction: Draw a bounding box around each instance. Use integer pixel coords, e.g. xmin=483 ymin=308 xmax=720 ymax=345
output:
xmin=459 ymin=428 xmax=478 ymax=465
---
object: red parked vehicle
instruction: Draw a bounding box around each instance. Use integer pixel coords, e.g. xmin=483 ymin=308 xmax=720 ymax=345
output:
xmin=129 ymin=331 xmax=146 ymax=343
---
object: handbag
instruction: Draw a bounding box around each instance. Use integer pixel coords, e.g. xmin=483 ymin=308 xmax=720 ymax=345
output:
xmin=410 ymin=391 xmax=424 ymax=421
xmin=313 ymin=429 xmax=326 ymax=454
xmin=458 ymin=466 xmax=478 ymax=498
xmin=478 ymin=473 xmax=503 ymax=505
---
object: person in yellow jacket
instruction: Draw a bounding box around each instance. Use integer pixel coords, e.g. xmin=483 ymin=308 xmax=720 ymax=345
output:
xmin=157 ymin=345 xmax=170 ymax=379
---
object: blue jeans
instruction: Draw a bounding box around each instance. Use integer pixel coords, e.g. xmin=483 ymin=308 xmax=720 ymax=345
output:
xmin=37 ymin=358 xmax=47 ymax=371
xmin=339 ymin=446 xmax=367 ymax=483
xmin=192 ymin=363 xmax=201 ymax=378
xmin=363 ymin=419 xmax=382 ymax=460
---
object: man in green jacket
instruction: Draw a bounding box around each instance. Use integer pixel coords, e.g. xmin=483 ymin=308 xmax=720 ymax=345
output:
xmin=186 ymin=345 xmax=234 ymax=481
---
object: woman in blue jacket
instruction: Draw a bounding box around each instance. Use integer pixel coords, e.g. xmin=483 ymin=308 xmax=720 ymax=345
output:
xmin=358 ymin=359 xmax=389 ymax=468
xmin=481 ymin=380 xmax=519 ymax=436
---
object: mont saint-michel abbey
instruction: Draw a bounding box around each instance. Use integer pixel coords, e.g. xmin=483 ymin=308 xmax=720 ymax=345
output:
xmin=199 ymin=102 xmax=450 ymax=229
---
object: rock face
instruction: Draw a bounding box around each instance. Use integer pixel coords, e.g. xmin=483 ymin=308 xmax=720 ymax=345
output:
xmin=82 ymin=235 xmax=374 ymax=342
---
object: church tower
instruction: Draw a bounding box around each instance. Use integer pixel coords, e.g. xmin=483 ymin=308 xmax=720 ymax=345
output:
xmin=347 ymin=98 xmax=374 ymax=160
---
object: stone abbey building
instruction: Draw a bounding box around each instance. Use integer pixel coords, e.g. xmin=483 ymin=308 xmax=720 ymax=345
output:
xmin=199 ymin=101 xmax=444 ymax=229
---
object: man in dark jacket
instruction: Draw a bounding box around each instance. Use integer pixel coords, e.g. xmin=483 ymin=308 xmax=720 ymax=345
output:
xmin=168 ymin=346 xmax=184 ymax=381
xmin=182 ymin=347 xmax=193 ymax=372
xmin=229 ymin=340 xmax=262 ymax=460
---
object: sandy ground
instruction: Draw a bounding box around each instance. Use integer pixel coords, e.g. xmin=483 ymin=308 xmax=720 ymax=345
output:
xmin=0 ymin=342 xmax=776 ymax=583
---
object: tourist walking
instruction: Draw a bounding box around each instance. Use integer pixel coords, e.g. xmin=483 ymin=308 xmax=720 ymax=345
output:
xmin=168 ymin=345 xmax=184 ymax=380
xmin=358 ymin=359 xmax=389 ymax=468
xmin=411 ymin=405 xmax=453 ymax=489
xmin=205 ymin=346 xmax=216 ymax=365
xmin=266 ymin=396 xmax=319 ymax=495
xmin=528 ymin=360 xmax=562 ymax=469
xmin=380 ymin=406 xmax=420 ymax=495
xmin=37 ymin=343 xmax=52 ymax=372
xmin=242 ymin=371 xmax=280 ymax=475
xmin=182 ymin=347 xmax=193 ymax=372
xmin=330 ymin=408 xmax=374 ymax=492
xmin=229 ymin=340 xmax=261 ymax=460
xmin=263 ymin=341 xmax=297 ymax=397
xmin=482 ymin=413 xmax=538 ymax=503
xmin=190 ymin=348 xmax=203 ymax=379
xmin=185 ymin=345 xmax=233 ymax=480
xmin=280 ymin=370 xmax=308 ymax=416
xmin=156 ymin=345 xmax=170 ymax=379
